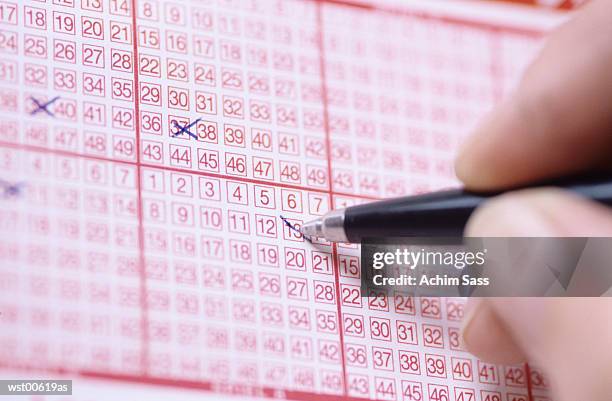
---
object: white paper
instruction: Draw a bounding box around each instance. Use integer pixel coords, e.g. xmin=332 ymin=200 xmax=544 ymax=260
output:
xmin=0 ymin=0 xmax=563 ymax=399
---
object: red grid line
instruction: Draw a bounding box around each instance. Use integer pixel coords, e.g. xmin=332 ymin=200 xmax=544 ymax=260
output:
xmin=130 ymin=0 xmax=149 ymax=377
xmin=79 ymin=370 xmax=371 ymax=401
xmin=316 ymin=1 xmax=349 ymax=396
xmin=0 ymin=140 xmax=381 ymax=201
xmin=313 ymin=0 xmax=546 ymax=37
xmin=525 ymin=363 xmax=534 ymax=401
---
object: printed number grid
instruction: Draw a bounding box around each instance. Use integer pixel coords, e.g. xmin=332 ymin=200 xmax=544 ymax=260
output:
xmin=0 ymin=0 xmax=549 ymax=400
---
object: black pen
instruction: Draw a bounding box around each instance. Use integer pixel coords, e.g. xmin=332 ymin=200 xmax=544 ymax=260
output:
xmin=300 ymin=175 xmax=612 ymax=243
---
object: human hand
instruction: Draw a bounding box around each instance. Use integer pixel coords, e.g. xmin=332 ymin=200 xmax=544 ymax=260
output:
xmin=455 ymin=1 xmax=612 ymax=400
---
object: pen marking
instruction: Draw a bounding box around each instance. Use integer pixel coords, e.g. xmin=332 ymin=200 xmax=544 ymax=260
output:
xmin=30 ymin=96 xmax=60 ymax=117
xmin=0 ymin=179 xmax=24 ymax=199
xmin=280 ymin=215 xmax=312 ymax=243
xmin=172 ymin=118 xmax=201 ymax=140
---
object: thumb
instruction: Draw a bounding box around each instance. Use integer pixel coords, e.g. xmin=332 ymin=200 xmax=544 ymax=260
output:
xmin=464 ymin=298 xmax=612 ymax=401
xmin=461 ymin=188 xmax=612 ymax=401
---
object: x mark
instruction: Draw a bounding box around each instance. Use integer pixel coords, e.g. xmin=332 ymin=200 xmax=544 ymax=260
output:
xmin=0 ymin=179 xmax=24 ymax=199
xmin=172 ymin=118 xmax=201 ymax=140
xmin=30 ymin=96 xmax=60 ymax=117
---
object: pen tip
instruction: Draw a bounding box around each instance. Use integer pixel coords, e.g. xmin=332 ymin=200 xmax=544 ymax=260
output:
xmin=301 ymin=218 xmax=323 ymax=238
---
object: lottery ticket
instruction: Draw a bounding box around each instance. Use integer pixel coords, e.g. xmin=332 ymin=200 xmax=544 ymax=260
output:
xmin=0 ymin=0 xmax=567 ymax=400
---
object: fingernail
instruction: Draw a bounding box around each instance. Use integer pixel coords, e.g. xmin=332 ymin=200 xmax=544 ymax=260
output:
xmin=454 ymin=128 xmax=482 ymax=183
xmin=460 ymin=298 xmax=483 ymax=350
xmin=460 ymin=299 xmax=528 ymax=364
xmin=454 ymin=106 xmax=505 ymax=187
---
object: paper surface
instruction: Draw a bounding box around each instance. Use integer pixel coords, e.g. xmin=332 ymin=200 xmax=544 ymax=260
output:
xmin=0 ymin=0 xmax=565 ymax=399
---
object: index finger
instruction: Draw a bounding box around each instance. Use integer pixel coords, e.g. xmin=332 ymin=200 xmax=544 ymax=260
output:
xmin=455 ymin=0 xmax=612 ymax=191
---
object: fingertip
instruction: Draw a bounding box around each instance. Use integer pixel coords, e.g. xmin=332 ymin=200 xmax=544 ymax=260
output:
xmin=454 ymin=101 xmax=521 ymax=191
xmin=461 ymin=298 xmax=526 ymax=365
xmin=455 ymin=0 xmax=612 ymax=191
xmin=454 ymin=109 xmax=491 ymax=189
xmin=454 ymin=139 xmax=476 ymax=187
